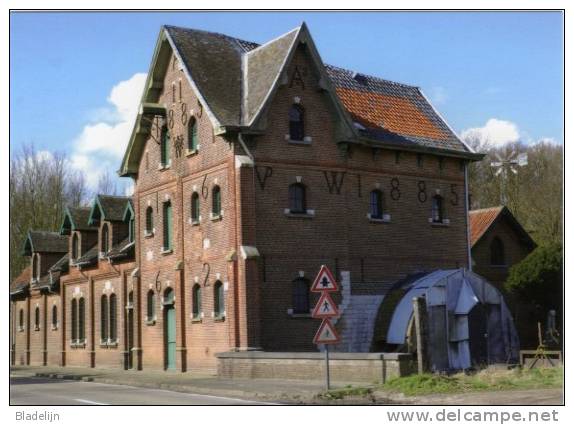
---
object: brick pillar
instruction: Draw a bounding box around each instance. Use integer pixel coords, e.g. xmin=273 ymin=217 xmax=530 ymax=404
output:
xmin=234 ymin=157 xmax=262 ymax=350
xmin=26 ymin=297 xmax=30 ymax=365
xmin=60 ymin=285 xmax=66 ymax=366
xmin=42 ymin=293 xmax=48 ymax=366
xmin=121 ymin=270 xmax=128 ymax=370
xmin=175 ymin=264 xmax=187 ymax=372
xmin=132 ymin=270 xmax=143 ymax=370
xmin=89 ymin=277 xmax=95 ymax=368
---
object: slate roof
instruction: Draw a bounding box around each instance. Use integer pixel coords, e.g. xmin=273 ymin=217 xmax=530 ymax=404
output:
xmin=67 ymin=207 xmax=98 ymax=232
xmin=106 ymin=237 xmax=135 ymax=261
xmin=74 ymin=244 xmax=99 ymax=267
xmin=25 ymin=231 xmax=69 ymax=255
xmin=469 ymin=206 xmax=536 ymax=249
xmin=95 ymin=195 xmax=132 ymax=222
xmin=10 ymin=266 xmax=31 ymax=294
xmin=49 ymin=253 xmax=70 ymax=273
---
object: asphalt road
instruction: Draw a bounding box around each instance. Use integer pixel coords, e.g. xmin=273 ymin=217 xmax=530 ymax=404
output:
xmin=10 ymin=376 xmax=277 ymax=405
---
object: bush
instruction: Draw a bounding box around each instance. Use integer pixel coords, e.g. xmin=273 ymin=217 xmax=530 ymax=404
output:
xmin=505 ymin=243 xmax=562 ymax=312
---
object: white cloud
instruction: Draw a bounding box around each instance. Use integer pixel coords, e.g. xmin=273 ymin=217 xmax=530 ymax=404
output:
xmin=70 ymin=72 xmax=147 ymax=189
xmin=460 ymin=118 xmax=520 ymax=149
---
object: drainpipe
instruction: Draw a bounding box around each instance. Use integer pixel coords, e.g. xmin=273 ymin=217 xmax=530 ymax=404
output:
xmin=465 ymin=162 xmax=472 ymax=271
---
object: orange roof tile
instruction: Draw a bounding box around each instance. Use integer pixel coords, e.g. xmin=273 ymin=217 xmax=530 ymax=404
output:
xmin=468 ymin=206 xmax=504 ymax=247
xmin=335 ymin=87 xmax=450 ymax=141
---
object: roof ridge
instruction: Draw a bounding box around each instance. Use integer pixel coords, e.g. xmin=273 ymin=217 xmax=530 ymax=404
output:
xmin=165 ymin=25 xmax=259 ymax=51
xmin=469 ymin=206 xmax=505 ymax=214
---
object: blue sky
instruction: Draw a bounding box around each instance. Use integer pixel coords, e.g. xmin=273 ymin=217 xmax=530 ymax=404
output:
xmin=10 ymin=11 xmax=563 ymax=189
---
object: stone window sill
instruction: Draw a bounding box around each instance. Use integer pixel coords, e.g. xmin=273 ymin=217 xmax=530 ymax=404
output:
xmin=214 ymin=315 xmax=226 ymax=322
xmin=34 ymin=326 xmax=40 ymax=331
xmin=158 ymin=163 xmax=171 ymax=171
xmin=161 ymin=248 xmax=173 ymax=255
xmin=190 ymin=219 xmax=200 ymax=226
xmin=287 ymin=139 xmax=312 ymax=146
xmin=186 ymin=148 xmax=199 ymax=157
xmin=429 ymin=218 xmax=450 ymax=227
xmin=17 ymin=327 xmax=25 ymax=332
xmin=287 ymin=309 xmax=312 ymax=318
xmin=51 ymin=325 xmax=58 ymax=331
xmin=284 ymin=209 xmax=315 ymax=218
xmin=210 ymin=213 xmax=223 ymax=221
xmin=70 ymin=341 xmax=86 ymax=349
xmin=145 ymin=318 xmax=157 ymax=326
xmin=191 ymin=317 xmax=202 ymax=324
xmin=368 ymin=213 xmax=392 ymax=223
xmin=144 ymin=231 xmax=154 ymax=238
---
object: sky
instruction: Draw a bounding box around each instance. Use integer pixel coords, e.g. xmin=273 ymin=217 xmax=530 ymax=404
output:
xmin=9 ymin=11 xmax=564 ymax=191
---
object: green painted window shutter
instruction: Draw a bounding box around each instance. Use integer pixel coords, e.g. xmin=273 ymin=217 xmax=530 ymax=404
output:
xmin=163 ymin=202 xmax=173 ymax=250
xmin=192 ymin=285 xmax=202 ymax=319
xmin=212 ymin=186 xmax=221 ymax=216
xmin=101 ymin=295 xmax=108 ymax=341
xmin=214 ymin=281 xmax=224 ymax=317
xmin=189 ymin=118 xmax=198 ymax=151
xmin=161 ymin=126 xmax=170 ymax=166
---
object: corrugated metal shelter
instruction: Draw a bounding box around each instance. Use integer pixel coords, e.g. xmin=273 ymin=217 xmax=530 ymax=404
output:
xmin=385 ymin=269 xmax=519 ymax=371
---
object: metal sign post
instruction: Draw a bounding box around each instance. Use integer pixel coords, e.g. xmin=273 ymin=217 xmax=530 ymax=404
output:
xmin=311 ymin=265 xmax=341 ymax=392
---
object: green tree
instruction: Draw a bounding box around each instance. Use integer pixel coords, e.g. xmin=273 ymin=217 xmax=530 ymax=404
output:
xmin=505 ymin=243 xmax=563 ymax=315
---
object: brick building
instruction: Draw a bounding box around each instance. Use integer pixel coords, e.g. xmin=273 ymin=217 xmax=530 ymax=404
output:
xmin=11 ymin=23 xmax=484 ymax=372
xmin=469 ymin=206 xmax=537 ymax=346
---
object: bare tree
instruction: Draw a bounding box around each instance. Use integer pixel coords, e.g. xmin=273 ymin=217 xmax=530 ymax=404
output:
xmin=9 ymin=144 xmax=87 ymax=281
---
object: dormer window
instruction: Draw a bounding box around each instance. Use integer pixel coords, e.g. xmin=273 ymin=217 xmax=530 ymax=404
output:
xmin=289 ymin=104 xmax=304 ymax=141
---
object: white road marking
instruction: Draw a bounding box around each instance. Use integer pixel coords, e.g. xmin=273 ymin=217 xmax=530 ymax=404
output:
xmin=73 ymin=398 xmax=109 ymax=405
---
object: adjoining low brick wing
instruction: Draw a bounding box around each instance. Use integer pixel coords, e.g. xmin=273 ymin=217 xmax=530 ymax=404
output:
xmin=469 ymin=206 xmax=536 ymax=248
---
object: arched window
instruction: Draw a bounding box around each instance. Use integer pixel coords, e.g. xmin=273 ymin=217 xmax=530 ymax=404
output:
xmin=431 ymin=195 xmax=444 ymax=223
xmin=71 ymin=299 xmax=78 ymax=342
xmin=109 ymin=294 xmax=117 ymax=342
xmin=292 ymin=278 xmax=310 ymax=314
xmin=370 ymin=189 xmax=384 ymax=219
xmin=289 ymin=183 xmax=306 ymax=214
xmin=19 ymin=309 xmax=24 ymax=330
xmin=191 ymin=192 xmax=200 ymax=223
xmin=192 ymin=284 xmax=202 ymax=320
xmin=52 ymin=305 xmax=58 ymax=329
xmin=34 ymin=307 xmax=40 ymax=331
xmin=163 ymin=201 xmax=173 ymax=251
xmin=160 ymin=125 xmax=170 ymax=166
xmin=490 ymin=237 xmax=506 ymax=266
xmin=214 ymin=281 xmax=224 ymax=318
xmin=78 ymin=298 xmax=85 ymax=342
xmin=147 ymin=290 xmax=155 ymax=322
xmin=289 ymin=104 xmax=305 ymax=141
xmin=71 ymin=233 xmax=79 ymax=261
xmin=101 ymin=223 xmax=109 ymax=254
xmin=145 ymin=206 xmax=153 ymax=235
xmin=164 ymin=288 xmax=175 ymax=305
xmin=32 ymin=254 xmax=39 ymax=280
xmin=212 ymin=186 xmax=221 ymax=217
xmin=188 ymin=117 xmax=198 ymax=151
xmin=100 ymin=295 xmax=108 ymax=342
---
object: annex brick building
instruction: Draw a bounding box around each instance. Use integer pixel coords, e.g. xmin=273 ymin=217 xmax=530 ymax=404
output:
xmin=10 ymin=23 xmax=484 ymax=372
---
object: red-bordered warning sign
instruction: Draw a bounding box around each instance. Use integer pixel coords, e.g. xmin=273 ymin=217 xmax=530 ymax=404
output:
xmin=313 ymin=319 xmax=340 ymax=345
xmin=310 ymin=265 xmax=338 ymax=292
xmin=312 ymin=292 xmax=339 ymax=319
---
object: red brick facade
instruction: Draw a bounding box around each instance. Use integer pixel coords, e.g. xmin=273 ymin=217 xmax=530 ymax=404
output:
xmin=10 ymin=24 xmax=482 ymax=372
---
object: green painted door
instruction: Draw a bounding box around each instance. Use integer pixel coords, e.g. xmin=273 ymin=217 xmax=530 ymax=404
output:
xmin=165 ymin=306 xmax=176 ymax=370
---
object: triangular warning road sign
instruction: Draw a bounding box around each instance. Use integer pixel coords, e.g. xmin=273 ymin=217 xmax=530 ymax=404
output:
xmin=310 ymin=265 xmax=338 ymax=292
xmin=312 ymin=292 xmax=339 ymax=319
xmin=313 ymin=319 xmax=340 ymax=345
